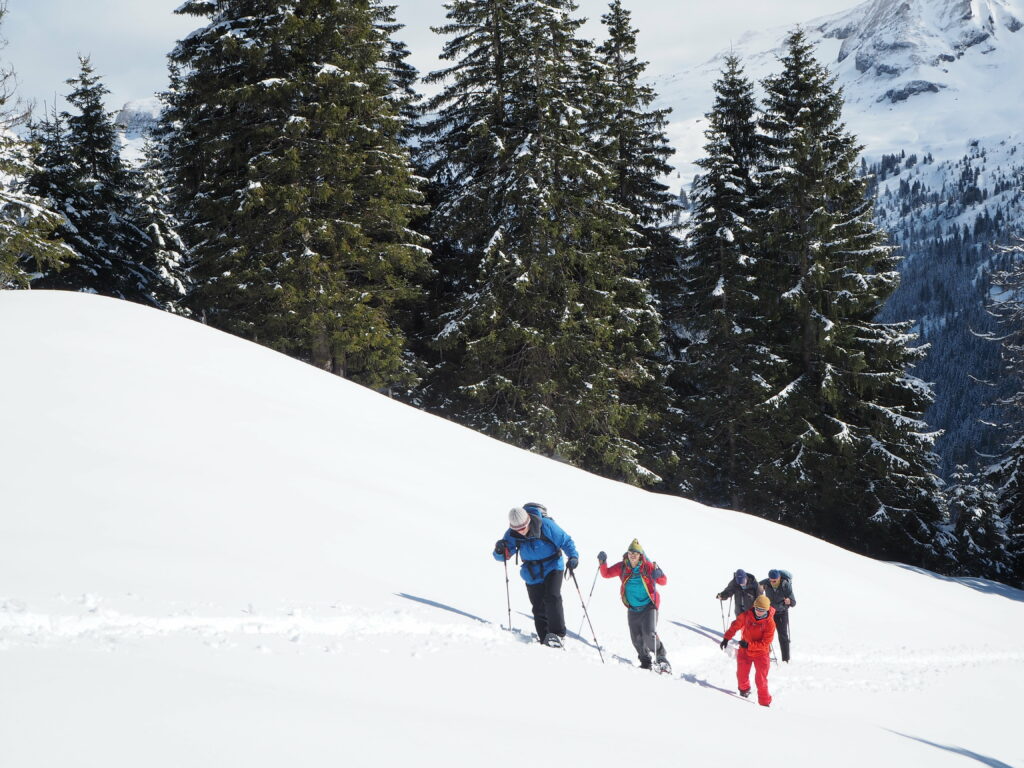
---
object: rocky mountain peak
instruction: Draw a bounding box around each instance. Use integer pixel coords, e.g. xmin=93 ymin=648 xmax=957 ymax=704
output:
xmin=830 ymin=0 xmax=1023 ymax=98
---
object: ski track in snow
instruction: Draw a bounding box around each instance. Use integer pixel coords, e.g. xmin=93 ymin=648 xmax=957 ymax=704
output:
xmin=4 ymin=596 xmax=1018 ymax=698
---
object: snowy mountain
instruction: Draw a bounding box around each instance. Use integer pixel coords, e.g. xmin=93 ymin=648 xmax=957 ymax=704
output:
xmin=113 ymin=97 xmax=161 ymax=164
xmin=656 ymin=0 xmax=1024 ymax=177
xmin=1 ymin=290 xmax=1022 ymax=766
xmin=654 ymin=0 xmax=1024 ymax=474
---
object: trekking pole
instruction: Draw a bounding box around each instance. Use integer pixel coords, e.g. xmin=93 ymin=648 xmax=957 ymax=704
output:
xmin=569 ymin=570 xmax=605 ymax=664
xmin=503 ymin=556 xmax=513 ymax=631
xmin=576 ymin=565 xmax=600 ymax=637
xmin=719 ymin=596 xmax=727 ymax=633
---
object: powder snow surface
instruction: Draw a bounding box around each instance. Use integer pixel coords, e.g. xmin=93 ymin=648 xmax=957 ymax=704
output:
xmin=1 ymin=291 xmax=1022 ymax=767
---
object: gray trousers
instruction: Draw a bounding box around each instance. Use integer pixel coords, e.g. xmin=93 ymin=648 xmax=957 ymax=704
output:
xmin=627 ymin=605 xmax=668 ymax=666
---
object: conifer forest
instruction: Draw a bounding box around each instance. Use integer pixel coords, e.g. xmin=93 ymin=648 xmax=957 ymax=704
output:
xmin=1 ymin=0 xmax=1021 ymax=586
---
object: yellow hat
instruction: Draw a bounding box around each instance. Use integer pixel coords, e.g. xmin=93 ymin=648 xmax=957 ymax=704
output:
xmin=753 ymin=595 xmax=771 ymax=611
xmin=627 ymin=539 xmax=644 ymax=554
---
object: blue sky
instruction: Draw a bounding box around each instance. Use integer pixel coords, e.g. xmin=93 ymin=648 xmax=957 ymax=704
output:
xmin=3 ymin=0 xmax=858 ymax=114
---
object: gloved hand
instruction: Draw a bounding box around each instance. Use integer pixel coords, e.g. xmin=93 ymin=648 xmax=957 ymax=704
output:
xmin=719 ymin=638 xmax=728 ymax=650
xmin=738 ymin=640 xmax=749 ymax=648
xmin=494 ymin=540 xmax=507 ymax=556
xmin=597 ymin=551 xmax=607 ymax=563
xmin=716 ymin=593 xmax=723 ymax=600
xmin=566 ymin=556 xmax=579 ymax=572
xmin=652 ymin=567 xmax=664 ymax=580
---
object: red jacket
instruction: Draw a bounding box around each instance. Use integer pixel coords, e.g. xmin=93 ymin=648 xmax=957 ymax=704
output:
xmin=600 ymin=556 xmax=666 ymax=610
xmin=724 ymin=607 xmax=776 ymax=655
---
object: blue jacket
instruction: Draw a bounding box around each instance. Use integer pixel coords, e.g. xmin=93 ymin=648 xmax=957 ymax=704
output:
xmin=493 ymin=514 xmax=579 ymax=585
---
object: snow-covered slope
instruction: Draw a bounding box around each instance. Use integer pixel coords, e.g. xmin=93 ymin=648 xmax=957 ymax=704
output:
xmin=1 ymin=291 xmax=1022 ymax=766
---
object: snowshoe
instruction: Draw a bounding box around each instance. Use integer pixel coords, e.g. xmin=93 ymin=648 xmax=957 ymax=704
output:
xmin=655 ymin=660 xmax=672 ymax=675
xmin=739 ymin=688 xmax=751 ymax=698
xmin=543 ymin=633 xmax=564 ymax=649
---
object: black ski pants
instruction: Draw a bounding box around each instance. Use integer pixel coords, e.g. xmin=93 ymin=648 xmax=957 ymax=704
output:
xmin=525 ymin=569 xmax=566 ymax=640
xmin=627 ymin=605 xmax=667 ymax=667
xmin=775 ymin=609 xmax=791 ymax=662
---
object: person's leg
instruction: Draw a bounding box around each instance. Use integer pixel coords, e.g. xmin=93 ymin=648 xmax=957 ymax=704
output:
xmin=654 ymin=632 xmax=669 ymax=665
xmin=640 ymin=606 xmax=661 ymax=661
xmin=736 ymin=648 xmax=753 ymax=694
xmin=776 ymin=611 xmax=790 ymax=662
xmin=525 ymin=580 xmax=548 ymax=640
xmin=541 ymin=569 xmax=566 ymax=637
xmin=627 ymin=609 xmax=650 ymax=666
xmin=753 ymin=653 xmax=772 ymax=706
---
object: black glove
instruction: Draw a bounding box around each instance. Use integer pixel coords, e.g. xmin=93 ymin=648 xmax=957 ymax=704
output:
xmin=652 ymin=567 xmax=664 ymax=580
xmin=716 ymin=593 xmax=723 ymax=600
xmin=566 ymin=556 xmax=579 ymax=572
xmin=494 ymin=540 xmax=507 ymax=556
xmin=597 ymin=551 xmax=607 ymax=563
xmin=738 ymin=640 xmax=749 ymax=648
xmin=719 ymin=638 xmax=728 ymax=650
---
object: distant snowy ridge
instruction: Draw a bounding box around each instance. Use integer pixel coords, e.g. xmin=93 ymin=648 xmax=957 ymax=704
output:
xmin=654 ymin=0 xmax=1024 ymax=179
xmin=114 ymin=97 xmax=161 ymax=163
xmin=114 ymin=97 xmax=160 ymax=137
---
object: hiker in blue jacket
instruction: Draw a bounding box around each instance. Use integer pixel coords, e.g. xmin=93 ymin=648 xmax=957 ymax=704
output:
xmin=494 ymin=502 xmax=579 ymax=648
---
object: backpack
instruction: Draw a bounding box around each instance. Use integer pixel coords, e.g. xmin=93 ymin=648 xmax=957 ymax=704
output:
xmin=523 ymin=502 xmax=551 ymax=520
xmin=778 ymin=569 xmax=792 ymax=582
xmin=517 ymin=503 xmax=560 ymax=577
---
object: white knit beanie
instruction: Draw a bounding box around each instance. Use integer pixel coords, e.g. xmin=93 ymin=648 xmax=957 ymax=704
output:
xmin=508 ymin=506 xmax=530 ymax=528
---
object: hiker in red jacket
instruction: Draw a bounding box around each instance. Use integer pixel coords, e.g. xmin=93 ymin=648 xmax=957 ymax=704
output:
xmin=720 ymin=594 xmax=776 ymax=706
xmin=598 ymin=539 xmax=671 ymax=673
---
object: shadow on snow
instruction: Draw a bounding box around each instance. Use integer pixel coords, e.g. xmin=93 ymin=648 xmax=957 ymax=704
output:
xmin=889 ymin=564 xmax=1024 ymax=603
xmin=394 ymin=592 xmax=490 ymax=623
xmin=887 ymin=730 xmax=1016 ymax=768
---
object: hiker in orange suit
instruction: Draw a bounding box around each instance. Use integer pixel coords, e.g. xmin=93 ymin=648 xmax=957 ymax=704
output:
xmin=720 ymin=594 xmax=776 ymax=706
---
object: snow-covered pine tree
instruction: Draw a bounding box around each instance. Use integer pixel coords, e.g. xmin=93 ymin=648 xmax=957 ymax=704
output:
xmin=135 ymin=139 xmax=187 ymax=313
xmin=27 ymin=57 xmax=170 ymax=307
xmin=752 ymin=29 xmax=948 ymax=565
xmin=163 ymin=0 xmax=429 ymax=388
xmin=946 ymin=465 xmax=1012 ymax=582
xmin=372 ymin=2 xmax=419 ymax=139
xmin=0 ymin=102 xmax=71 ymax=288
xmin=590 ymin=1 xmax=679 ymax=290
xmin=982 ymin=241 xmax=1024 ymax=585
xmin=0 ymin=129 xmax=71 ymax=289
xmin=420 ymin=0 xmax=666 ymax=485
xmin=676 ymin=54 xmax=779 ymax=509
xmin=588 ymin=0 xmax=679 ymax=481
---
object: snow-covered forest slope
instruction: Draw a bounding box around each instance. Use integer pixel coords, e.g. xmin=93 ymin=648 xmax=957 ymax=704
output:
xmin=656 ymin=0 xmax=1024 ymax=473
xmin=1 ymin=291 xmax=1021 ymax=766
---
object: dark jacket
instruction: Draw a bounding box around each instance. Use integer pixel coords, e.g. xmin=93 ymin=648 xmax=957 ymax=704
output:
xmin=759 ymin=577 xmax=796 ymax=614
xmin=719 ymin=573 xmax=762 ymax=615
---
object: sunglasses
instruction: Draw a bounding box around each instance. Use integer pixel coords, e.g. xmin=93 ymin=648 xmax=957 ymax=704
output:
xmin=753 ymin=606 xmax=768 ymax=614
xmin=512 ymin=521 xmax=530 ymax=531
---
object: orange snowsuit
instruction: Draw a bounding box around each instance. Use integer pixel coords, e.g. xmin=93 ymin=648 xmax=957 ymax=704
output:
xmin=724 ymin=606 xmax=776 ymax=706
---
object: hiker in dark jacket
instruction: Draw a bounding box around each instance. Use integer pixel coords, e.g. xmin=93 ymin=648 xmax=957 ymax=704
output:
xmin=760 ymin=569 xmax=796 ymax=662
xmin=598 ymin=539 xmax=670 ymax=673
xmin=716 ymin=569 xmax=762 ymax=616
xmin=493 ymin=503 xmax=578 ymax=648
